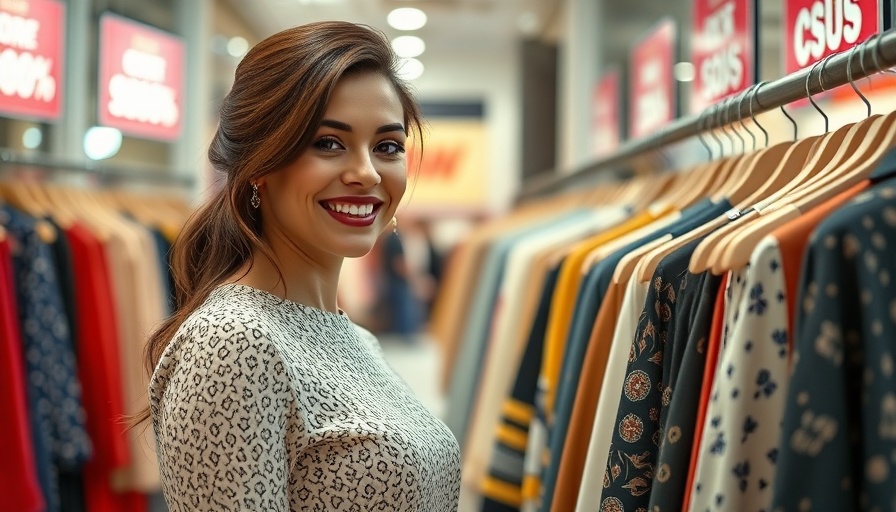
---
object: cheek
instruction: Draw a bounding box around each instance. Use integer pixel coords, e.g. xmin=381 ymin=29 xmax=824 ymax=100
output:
xmin=381 ymin=164 xmax=408 ymax=196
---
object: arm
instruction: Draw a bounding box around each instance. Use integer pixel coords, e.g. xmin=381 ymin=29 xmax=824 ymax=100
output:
xmin=150 ymin=318 xmax=298 ymax=512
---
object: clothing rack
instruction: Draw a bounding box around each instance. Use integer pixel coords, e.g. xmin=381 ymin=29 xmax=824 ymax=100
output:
xmin=518 ymin=27 xmax=896 ymax=201
xmin=0 ymin=148 xmax=196 ymax=187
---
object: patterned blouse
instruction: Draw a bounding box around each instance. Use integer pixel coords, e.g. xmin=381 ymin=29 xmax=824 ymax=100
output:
xmin=149 ymin=284 xmax=461 ymax=511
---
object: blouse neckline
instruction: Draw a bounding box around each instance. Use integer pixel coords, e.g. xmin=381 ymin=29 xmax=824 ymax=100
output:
xmin=213 ymin=283 xmax=349 ymax=320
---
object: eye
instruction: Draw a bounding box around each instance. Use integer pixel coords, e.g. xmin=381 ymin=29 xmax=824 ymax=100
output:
xmin=314 ymin=137 xmax=344 ymax=151
xmin=375 ymin=140 xmax=405 ymax=155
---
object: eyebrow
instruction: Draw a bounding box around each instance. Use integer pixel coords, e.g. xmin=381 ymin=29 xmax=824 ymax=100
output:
xmin=320 ymin=119 xmax=406 ymax=134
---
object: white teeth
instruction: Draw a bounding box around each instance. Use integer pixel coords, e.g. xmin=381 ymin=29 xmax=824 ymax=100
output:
xmin=325 ymin=202 xmax=376 ymax=217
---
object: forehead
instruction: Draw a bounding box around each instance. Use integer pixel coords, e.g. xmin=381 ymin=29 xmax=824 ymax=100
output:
xmin=323 ymin=71 xmax=404 ymax=121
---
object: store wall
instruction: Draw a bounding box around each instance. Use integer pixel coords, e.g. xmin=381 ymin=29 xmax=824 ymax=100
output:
xmin=410 ymin=45 xmax=521 ymax=214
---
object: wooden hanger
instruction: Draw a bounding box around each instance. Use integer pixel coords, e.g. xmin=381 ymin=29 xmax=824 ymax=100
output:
xmin=717 ymin=111 xmax=896 ymax=272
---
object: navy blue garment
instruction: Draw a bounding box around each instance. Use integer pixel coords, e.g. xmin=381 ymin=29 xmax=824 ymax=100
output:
xmin=1 ymin=207 xmax=92 ymax=512
xmin=46 ymin=220 xmax=88 ymax=512
xmin=772 ymin=174 xmax=896 ymax=511
xmin=539 ymin=198 xmax=734 ymax=510
xmin=600 ymin=239 xmax=709 ymax=510
xmin=648 ymin=271 xmax=721 ymax=511
xmin=150 ymin=229 xmax=174 ymax=315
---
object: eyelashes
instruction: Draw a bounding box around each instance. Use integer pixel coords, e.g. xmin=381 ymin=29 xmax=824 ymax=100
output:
xmin=313 ymin=136 xmax=405 ymax=156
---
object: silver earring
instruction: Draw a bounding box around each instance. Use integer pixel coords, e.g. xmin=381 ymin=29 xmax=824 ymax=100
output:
xmin=250 ymin=183 xmax=260 ymax=209
xmin=392 ymin=216 xmax=398 ymax=234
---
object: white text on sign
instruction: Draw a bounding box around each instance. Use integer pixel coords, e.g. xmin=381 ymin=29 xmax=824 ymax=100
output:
xmin=107 ymin=47 xmax=178 ymax=127
xmin=793 ymin=0 xmax=862 ymax=67
xmin=636 ymin=59 xmax=670 ymax=133
xmin=700 ymin=1 xmax=744 ymax=100
xmin=0 ymin=12 xmax=55 ymax=102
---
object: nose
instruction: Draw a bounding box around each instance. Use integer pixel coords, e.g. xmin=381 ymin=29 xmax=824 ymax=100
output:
xmin=342 ymin=151 xmax=382 ymax=188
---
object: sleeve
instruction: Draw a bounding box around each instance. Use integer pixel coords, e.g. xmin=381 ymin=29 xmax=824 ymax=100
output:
xmin=150 ymin=316 xmax=300 ymax=512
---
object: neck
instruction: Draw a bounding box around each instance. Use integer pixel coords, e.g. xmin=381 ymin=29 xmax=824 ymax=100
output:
xmin=232 ymin=232 xmax=343 ymax=313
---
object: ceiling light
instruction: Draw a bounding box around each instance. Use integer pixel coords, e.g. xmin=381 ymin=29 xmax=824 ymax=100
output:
xmin=227 ymin=36 xmax=249 ymax=58
xmin=397 ymin=58 xmax=424 ymax=81
xmin=674 ymin=62 xmax=696 ymax=82
xmin=388 ymin=8 xmax=427 ymax=31
xmin=391 ymin=35 xmax=425 ymax=58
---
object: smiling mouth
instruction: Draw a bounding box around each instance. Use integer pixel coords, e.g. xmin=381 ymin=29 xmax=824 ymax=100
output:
xmin=321 ymin=201 xmax=378 ymax=217
xmin=319 ymin=200 xmax=384 ymax=227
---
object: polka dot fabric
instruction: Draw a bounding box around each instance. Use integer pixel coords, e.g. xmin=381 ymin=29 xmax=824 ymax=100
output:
xmin=149 ymin=284 xmax=461 ymax=511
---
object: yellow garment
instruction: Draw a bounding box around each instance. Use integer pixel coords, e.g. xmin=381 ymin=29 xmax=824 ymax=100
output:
xmin=539 ymin=207 xmax=669 ymax=416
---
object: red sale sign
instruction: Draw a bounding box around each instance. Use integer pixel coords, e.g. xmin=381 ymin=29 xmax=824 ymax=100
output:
xmin=0 ymin=0 xmax=65 ymax=121
xmin=592 ymin=70 xmax=620 ymax=157
xmin=785 ymin=0 xmax=880 ymax=73
xmin=691 ymin=0 xmax=755 ymax=114
xmin=630 ymin=19 xmax=677 ymax=139
xmin=98 ymin=13 xmax=184 ymax=141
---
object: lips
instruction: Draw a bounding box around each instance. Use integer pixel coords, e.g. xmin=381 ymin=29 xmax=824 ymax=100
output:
xmin=319 ymin=196 xmax=383 ymax=227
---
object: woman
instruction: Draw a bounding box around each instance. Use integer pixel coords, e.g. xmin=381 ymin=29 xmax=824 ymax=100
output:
xmin=143 ymin=21 xmax=461 ymax=511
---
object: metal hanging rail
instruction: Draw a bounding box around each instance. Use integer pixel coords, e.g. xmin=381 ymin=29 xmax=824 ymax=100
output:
xmin=0 ymin=148 xmax=196 ymax=187
xmin=518 ymin=27 xmax=896 ymax=201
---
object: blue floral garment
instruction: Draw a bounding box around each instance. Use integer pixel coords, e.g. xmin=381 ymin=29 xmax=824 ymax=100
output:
xmin=1 ymin=206 xmax=92 ymax=512
xmin=772 ymin=181 xmax=896 ymax=511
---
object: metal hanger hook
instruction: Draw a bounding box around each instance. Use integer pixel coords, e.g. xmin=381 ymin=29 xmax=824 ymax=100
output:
xmin=697 ymin=104 xmax=713 ymax=159
xmin=806 ymin=57 xmax=829 ymax=133
xmin=729 ymin=93 xmax=746 ymax=153
xmin=848 ymin=39 xmax=872 ymax=118
xmin=750 ymin=81 xmax=770 ymax=147
xmin=707 ymin=102 xmax=723 ymax=156
xmin=737 ymin=84 xmax=757 ymax=151
xmin=720 ymin=95 xmax=736 ymax=153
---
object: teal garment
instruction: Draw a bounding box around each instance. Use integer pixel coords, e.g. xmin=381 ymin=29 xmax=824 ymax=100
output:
xmin=772 ymin=174 xmax=896 ymax=511
xmin=443 ymin=210 xmax=593 ymax=446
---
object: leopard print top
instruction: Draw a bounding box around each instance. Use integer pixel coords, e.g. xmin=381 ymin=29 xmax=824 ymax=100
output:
xmin=149 ymin=284 xmax=461 ymax=511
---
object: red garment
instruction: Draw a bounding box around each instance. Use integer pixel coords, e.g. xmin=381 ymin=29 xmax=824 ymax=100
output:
xmin=0 ymin=237 xmax=44 ymax=512
xmin=65 ymin=224 xmax=146 ymax=512
xmin=681 ymin=272 xmax=728 ymax=512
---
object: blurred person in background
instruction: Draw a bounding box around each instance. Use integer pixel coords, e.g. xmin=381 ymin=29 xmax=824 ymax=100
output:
xmin=140 ymin=21 xmax=461 ymax=511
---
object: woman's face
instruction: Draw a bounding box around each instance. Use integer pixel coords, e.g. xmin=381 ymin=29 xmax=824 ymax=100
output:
xmin=258 ymin=71 xmax=408 ymax=259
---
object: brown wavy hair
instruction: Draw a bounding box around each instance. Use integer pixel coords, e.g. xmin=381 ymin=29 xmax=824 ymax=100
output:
xmin=135 ymin=21 xmax=423 ymax=425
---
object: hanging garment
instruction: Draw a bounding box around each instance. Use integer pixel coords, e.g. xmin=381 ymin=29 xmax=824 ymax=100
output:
xmin=598 ymin=239 xmax=715 ymax=511
xmin=681 ymin=273 xmax=729 ymax=512
xmin=445 ymin=211 xmax=591 ymax=446
xmin=1 ymin=206 xmax=92 ymax=512
xmin=0 ymin=235 xmax=44 ymax=512
xmin=772 ymin=176 xmax=896 ymax=511
xmin=464 ymin=208 xmax=629 ymax=488
xmin=480 ymin=266 xmax=561 ymax=512
xmin=65 ymin=223 xmax=145 ymax=512
xmin=689 ymin=181 xmax=873 ymax=512
xmin=539 ymin=199 xmax=733 ymax=511
xmin=647 ymin=270 xmax=721 ymax=512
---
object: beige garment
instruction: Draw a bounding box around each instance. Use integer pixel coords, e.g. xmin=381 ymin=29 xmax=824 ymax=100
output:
xmin=104 ymin=217 xmax=166 ymax=492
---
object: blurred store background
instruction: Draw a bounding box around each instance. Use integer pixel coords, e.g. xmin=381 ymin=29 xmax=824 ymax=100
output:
xmin=3 ymin=0 xmax=896 ymax=511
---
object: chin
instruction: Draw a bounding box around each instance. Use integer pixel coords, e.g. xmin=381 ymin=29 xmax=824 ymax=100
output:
xmin=330 ymin=240 xmax=378 ymax=259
